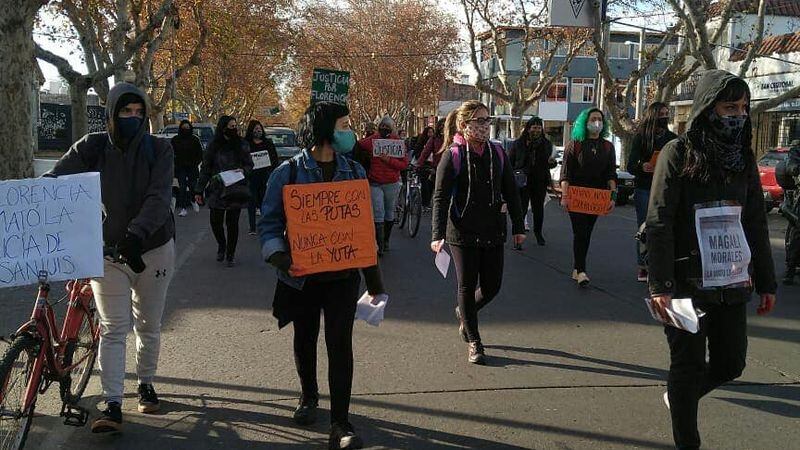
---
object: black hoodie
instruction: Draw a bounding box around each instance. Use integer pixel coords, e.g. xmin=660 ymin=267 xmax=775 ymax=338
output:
xmin=646 ymin=70 xmax=776 ymax=304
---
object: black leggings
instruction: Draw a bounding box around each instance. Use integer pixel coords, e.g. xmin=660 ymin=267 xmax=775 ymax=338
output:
xmin=292 ymin=273 xmax=360 ymax=425
xmin=210 ymin=208 xmax=241 ymax=257
xmin=450 ymin=245 xmax=504 ymax=342
xmin=664 ymin=303 xmax=747 ymax=449
xmin=519 ymin=181 xmax=548 ymax=233
xmin=569 ymin=212 xmax=598 ymax=273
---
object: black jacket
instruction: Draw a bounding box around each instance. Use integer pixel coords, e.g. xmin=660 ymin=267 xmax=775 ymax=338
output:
xmin=508 ymin=136 xmax=554 ymax=186
xmin=171 ymin=132 xmax=203 ymax=169
xmin=195 ymin=138 xmax=254 ymax=210
xmin=432 ymin=140 xmax=524 ymax=247
xmin=646 ymin=70 xmax=776 ymax=306
xmin=627 ymin=129 xmax=677 ymax=189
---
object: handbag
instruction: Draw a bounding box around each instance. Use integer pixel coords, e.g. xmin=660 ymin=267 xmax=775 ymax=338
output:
xmin=513 ymin=169 xmax=528 ymax=188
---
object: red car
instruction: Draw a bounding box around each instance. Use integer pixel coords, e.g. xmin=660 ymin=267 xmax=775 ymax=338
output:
xmin=758 ymin=147 xmax=790 ymax=212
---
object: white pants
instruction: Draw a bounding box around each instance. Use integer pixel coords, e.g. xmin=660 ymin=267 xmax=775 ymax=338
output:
xmin=90 ymin=240 xmax=175 ymax=404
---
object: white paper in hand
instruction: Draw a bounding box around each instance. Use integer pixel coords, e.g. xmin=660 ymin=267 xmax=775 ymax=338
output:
xmin=355 ymin=292 xmax=389 ymax=326
xmin=219 ymin=169 xmax=245 ymax=187
xmin=435 ymin=248 xmax=451 ymax=278
xmin=644 ymin=297 xmax=701 ymax=334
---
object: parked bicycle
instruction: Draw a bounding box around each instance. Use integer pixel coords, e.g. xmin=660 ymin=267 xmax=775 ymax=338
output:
xmin=0 ymin=247 xmax=134 ymax=450
xmin=396 ymin=165 xmax=428 ymax=238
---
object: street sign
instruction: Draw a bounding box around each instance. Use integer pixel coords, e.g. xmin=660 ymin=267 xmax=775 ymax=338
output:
xmin=548 ymin=0 xmax=603 ymax=27
xmin=311 ymin=68 xmax=350 ymax=104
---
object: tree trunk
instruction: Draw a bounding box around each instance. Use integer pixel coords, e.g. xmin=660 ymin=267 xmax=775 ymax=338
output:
xmin=150 ymin=106 xmax=165 ymax=133
xmin=0 ymin=1 xmax=41 ymax=179
xmin=619 ymin=134 xmax=632 ymax=171
xmin=69 ymin=80 xmax=89 ymax=143
xmin=509 ymin=103 xmax=524 ymax=139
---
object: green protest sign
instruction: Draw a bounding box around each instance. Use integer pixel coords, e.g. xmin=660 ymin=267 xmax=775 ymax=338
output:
xmin=311 ymin=68 xmax=350 ymax=104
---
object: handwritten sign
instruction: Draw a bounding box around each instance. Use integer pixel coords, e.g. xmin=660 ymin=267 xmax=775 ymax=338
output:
xmin=311 ymin=68 xmax=350 ymax=104
xmin=0 ymin=172 xmax=103 ymax=288
xmin=567 ymin=186 xmax=612 ymax=215
xmin=372 ymin=139 xmax=406 ymax=158
xmin=695 ymin=205 xmax=752 ymax=288
xmin=251 ymin=150 xmax=272 ymax=170
xmin=283 ymin=179 xmax=377 ymax=277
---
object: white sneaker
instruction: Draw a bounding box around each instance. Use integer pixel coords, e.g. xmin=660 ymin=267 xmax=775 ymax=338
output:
xmin=577 ymin=272 xmax=590 ymax=287
xmin=571 ymin=270 xmax=579 ymax=281
xmin=192 ymin=202 xmax=200 ymax=213
xmin=662 ymin=391 xmax=670 ymax=410
xmin=178 ymin=208 xmax=187 ymax=217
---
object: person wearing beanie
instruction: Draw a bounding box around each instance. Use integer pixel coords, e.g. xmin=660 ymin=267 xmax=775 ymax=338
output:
xmin=355 ymin=115 xmax=408 ymax=255
xmin=48 ymin=82 xmax=176 ymax=433
xmin=171 ymin=119 xmax=204 ymax=217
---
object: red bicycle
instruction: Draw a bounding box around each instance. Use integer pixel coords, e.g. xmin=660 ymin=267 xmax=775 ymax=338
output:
xmin=0 ymin=270 xmax=100 ymax=450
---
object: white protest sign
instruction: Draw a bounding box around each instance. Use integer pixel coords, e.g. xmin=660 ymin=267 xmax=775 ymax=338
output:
xmin=0 ymin=172 xmax=103 ymax=288
xmin=219 ymin=170 xmax=245 ymax=187
xmin=694 ymin=205 xmax=752 ymax=288
xmin=251 ymin=150 xmax=272 ymax=170
xmin=372 ymin=139 xmax=406 ymax=158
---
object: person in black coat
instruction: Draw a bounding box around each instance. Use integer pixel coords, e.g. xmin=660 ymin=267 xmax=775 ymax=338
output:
xmin=244 ymin=119 xmax=279 ymax=235
xmin=171 ymin=120 xmax=204 ymax=217
xmin=508 ymin=116 xmax=555 ymax=246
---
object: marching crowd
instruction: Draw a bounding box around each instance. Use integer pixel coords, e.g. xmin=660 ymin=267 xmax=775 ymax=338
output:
xmin=45 ymin=68 xmax=799 ymax=450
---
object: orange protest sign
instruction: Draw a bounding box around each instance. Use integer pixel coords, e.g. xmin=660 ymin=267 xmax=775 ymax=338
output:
xmin=648 ymin=150 xmax=661 ymax=168
xmin=567 ymin=186 xmax=612 ymax=216
xmin=283 ymin=179 xmax=377 ymax=277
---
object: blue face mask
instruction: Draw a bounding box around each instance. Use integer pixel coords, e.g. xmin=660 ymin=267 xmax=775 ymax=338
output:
xmin=332 ymin=130 xmax=356 ymax=154
xmin=117 ymin=117 xmax=143 ymax=140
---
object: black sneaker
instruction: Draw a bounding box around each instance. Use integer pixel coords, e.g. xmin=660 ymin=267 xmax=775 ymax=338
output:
xmin=91 ymin=402 xmax=122 ymax=433
xmin=293 ymin=396 xmax=318 ymax=426
xmin=329 ymin=422 xmax=363 ymax=450
xmin=137 ymin=384 xmax=160 ymax=413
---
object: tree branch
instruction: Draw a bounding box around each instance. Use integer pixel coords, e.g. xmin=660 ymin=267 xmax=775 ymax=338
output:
xmin=737 ymin=0 xmax=767 ymax=77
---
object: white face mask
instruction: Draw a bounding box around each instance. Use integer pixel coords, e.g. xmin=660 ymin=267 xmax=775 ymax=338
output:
xmin=587 ymin=121 xmax=603 ymax=134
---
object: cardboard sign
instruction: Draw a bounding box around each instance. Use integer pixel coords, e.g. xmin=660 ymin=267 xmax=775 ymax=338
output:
xmin=283 ymin=179 xmax=377 ymax=277
xmin=694 ymin=205 xmax=752 ymax=288
xmin=567 ymin=186 xmax=612 ymax=215
xmin=648 ymin=151 xmax=661 ymax=169
xmin=311 ymin=68 xmax=350 ymax=104
xmin=372 ymin=139 xmax=406 ymax=158
xmin=0 ymin=172 xmax=103 ymax=288
xmin=251 ymin=150 xmax=272 ymax=170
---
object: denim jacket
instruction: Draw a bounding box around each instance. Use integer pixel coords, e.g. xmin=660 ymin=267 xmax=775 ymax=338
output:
xmin=257 ymin=149 xmax=368 ymax=290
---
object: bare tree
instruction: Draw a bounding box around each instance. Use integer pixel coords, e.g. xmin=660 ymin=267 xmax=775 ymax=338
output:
xmin=0 ymin=0 xmax=49 ymax=179
xmin=461 ymin=0 xmax=591 ymax=137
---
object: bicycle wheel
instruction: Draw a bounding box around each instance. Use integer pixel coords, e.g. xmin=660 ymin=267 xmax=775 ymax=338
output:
xmin=0 ymin=335 xmax=39 ymax=450
xmin=60 ymin=300 xmax=99 ymax=403
xmin=396 ymin=185 xmax=408 ymax=229
xmin=406 ymin=188 xmax=422 ymax=238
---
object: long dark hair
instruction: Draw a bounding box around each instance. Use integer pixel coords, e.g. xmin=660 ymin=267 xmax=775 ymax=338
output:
xmin=683 ymin=78 xmax=752 ymax=181
xmin=244 ymin=119 xmax=264 ymax=143
xmin=519 ymin=116 xmax=544 ymax=146
xmin=297 ymin=101 xmax=350 ymax=149
xmin=213 ymin=115 xmax=238 ymax=145
xmin=637 ymin=102 xmax=668 ymax=155
xmin=417 ymin=126 xmax=433 ymax=150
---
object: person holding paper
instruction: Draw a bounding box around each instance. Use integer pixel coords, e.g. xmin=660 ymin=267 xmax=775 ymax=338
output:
xmin=258 ymin=101 xmax=386 ymax=450
xmin=627 ymin=102 xmax=677 ymax=282
xmin=356 ymin=115 xmax=408 ymax=255
xmin=171 ymin=120 xmax=204 ymax=217
xmin=431 ymin=100 xmax=525 ymax=365
xmin=559 ymin=108 xmax=617 ymax=287
xmin=646 ymin=70 xmax=777 ymax=450
xmin=508 ymin=116 xmax=556 ymax=246
xmin=48 ymin=82 xmax=176 ymax=433
xmin=244 ymin=120 xmax=279 ymax=235
xmin=195 ymin=116 xmax=254 ymax=266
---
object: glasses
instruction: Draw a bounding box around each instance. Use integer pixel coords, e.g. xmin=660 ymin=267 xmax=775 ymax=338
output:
xmin=467 ymin=117 xmax=495 ymax=126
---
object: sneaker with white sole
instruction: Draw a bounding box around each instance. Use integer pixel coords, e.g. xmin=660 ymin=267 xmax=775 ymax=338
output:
xmin=178 ymin=208 xmax=187 ymax=217
xmin=577 ymin=272 xmax=590 ymax=287
xmin=662 ymin=391 xmax=670 ymax=410
xmin=571 ymin=270 xmax=579 ymax=281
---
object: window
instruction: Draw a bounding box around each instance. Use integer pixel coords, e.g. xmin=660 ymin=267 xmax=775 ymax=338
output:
xmin=570 ymin=78 xmax=596 ymax=103
xmin=608 ymin=42 xmax=630 ymax=59
xmin=544 ymin=77 xmax=568 ymax=102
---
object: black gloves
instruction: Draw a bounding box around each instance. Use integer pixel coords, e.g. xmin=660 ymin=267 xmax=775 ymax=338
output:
xmin=268 ymin=251 xmax=292 ymax=273
xmin=118 ymin=232 xmax=146 ymax=273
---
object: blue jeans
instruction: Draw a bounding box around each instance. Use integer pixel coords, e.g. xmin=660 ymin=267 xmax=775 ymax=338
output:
xmin=634 ymin=188 xmax=650 ymax=268
xmin=370 ymin=182 xmax=402 ymax=223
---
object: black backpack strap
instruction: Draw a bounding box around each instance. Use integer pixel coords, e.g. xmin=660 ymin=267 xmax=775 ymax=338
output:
xmin=288 ymin=158 xmax=297 ymax=185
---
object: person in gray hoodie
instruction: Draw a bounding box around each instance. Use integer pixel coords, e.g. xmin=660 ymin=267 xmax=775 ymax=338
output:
xmin=646 ymin=70 xmax=777 ymax=449
xmin=49 ymin=82 xmax=175 ymax=433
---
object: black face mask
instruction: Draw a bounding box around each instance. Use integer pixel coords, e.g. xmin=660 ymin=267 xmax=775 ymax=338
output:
xmin=179 ymin=127 xmax=192 ymax=136
xmin=224 ymin=128 xmax=239 ymax=139
xmin=656 ymin=117 xmax=670 ymax=130
xmin=378 ymin=128 xmax=391 ymax=138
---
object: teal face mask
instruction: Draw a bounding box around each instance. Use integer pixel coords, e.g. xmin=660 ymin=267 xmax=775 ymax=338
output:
xmin=332 ymin=130 xmax=356 ymax=154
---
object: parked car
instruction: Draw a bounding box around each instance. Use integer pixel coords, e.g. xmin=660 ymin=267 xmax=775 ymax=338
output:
xmin=548 ymin=147 xmax=634 ymax=206
xmin=758 ymin=147 xmax=790 ymax=212
xmin=263 ymin=126 xmax=301 ymax=162
xmin=155 ymin=122 xmax=215 ymax=150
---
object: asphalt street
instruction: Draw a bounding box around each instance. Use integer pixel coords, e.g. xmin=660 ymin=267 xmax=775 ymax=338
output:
xmin=1 ymin=201 xmax=798 ymax=450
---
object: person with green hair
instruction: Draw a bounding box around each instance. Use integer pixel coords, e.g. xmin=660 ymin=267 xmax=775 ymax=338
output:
xmin=559 ymin=107 xmax=617 ymax=287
